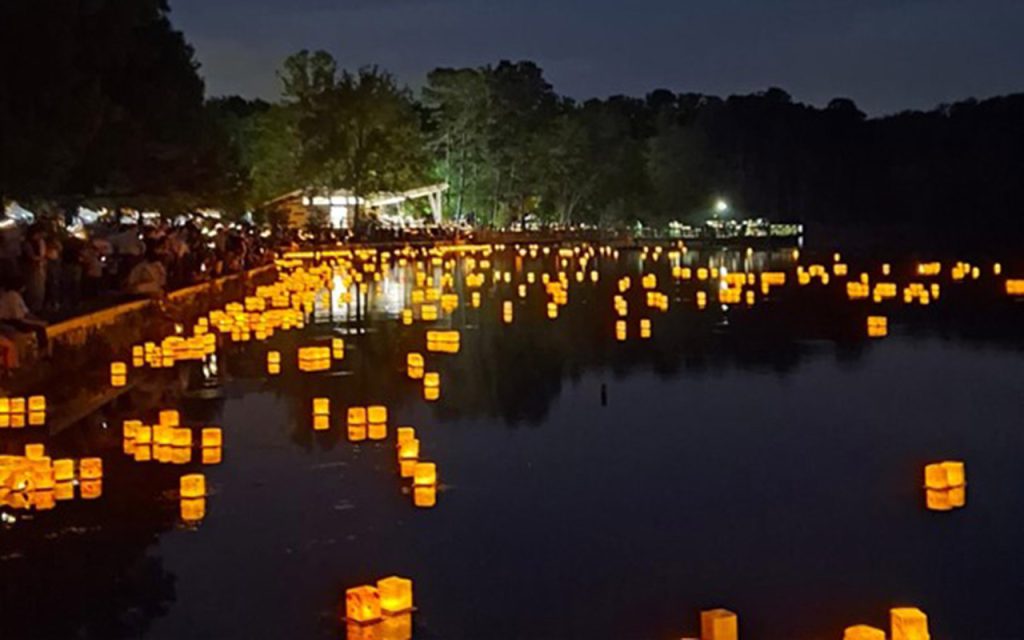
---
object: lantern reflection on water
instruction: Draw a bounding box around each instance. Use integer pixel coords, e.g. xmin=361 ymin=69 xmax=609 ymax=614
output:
xmin=80 ymin=480 xmax=102 ymax=499
xmin=413 ymin=485 xmax=436 ymax=508
xmin=181 ymin=497 xmax=206 ymax=523
xmin=201 ymin=427 xmax=222 ymax=448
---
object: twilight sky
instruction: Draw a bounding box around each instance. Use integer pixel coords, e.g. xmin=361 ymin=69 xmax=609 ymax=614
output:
xmin=170 ymin=0 xmax=1024 ymax=115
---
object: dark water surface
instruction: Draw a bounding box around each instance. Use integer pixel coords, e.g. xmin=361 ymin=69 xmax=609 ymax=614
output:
xmin=3 ymin=247 xmax=1024 ymax=639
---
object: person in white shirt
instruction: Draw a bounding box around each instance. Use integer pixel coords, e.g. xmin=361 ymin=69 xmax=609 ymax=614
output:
xmin=125 ymin=247 xmax=167 ymax=297
xmin=0 ymin=275 xmax=48 ymax=353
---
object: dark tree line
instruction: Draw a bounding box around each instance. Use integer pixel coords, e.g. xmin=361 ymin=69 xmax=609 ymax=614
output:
xmin=2 ymin=3 xmax=1023 ymax=239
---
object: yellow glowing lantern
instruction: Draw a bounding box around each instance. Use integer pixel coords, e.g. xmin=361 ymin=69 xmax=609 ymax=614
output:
xmin=180 ymin=473 xmax=206 ymax=498
xmin=639 ymin=319 xmax=651 ymax=339
xmin=420 ymin=304 xmax=439 ymax=321
xmin=134 ymin=444 xmax=152 ymax=463
xmin=368 ymin=405 xmax=387 ymax=424
xmin=80 ymin=479 xmax=102 ymax=499
xmin=24 ymin=443 xmax=45 ymax=460
xmin=28 ymin=395 xmax=45 ymax=412
xmin=844 ymin=625 xmax=885 ymax=640
xmin=202 ymin=447 xmax=222 ymax=465
xmin=376 ymin=576 xmax=414 ymax=614
xmin=396 ymin=427 xmax=415 ymax=446
xmin=401 ymin=309 xmax=413 ymax=325
xmin=414 ymin=485 xmax=437 ymax=508
xmin=55 ymin=481 xmax=74 ymax=501
xmin=201 ymin=428 xmax=222 ymax=448
xmin=110 ymin=362 xmax=127 ymax=387
xmin=171 ymin=446 xmax=192 ymax=465
xmin=926 ymin=489 xmax=952 ymax=511
xmin=159 ymin=410 xmax=180 ymax=428
xmin=867 ymin=315 xmax=888 ymax=338
xmin=80 ymin=457 xmax=103 ymax=480
xmin=181 ymin=497 xmax=206 ymax=523
xmin=924 ymin=460 xmax=965 ymax=490
xmin=947 ymin=485 xmax=966 ymax=507
xmin=332 ymin=337 xmax=345 ymax=359
xmin=267 ymin=351 xmax=281 ymax=375
xmin=136 ymin=425 xmax=153 ymax=445
xmin=313 ymin=398 xmax=331 ymax=416
xmin=615 ymin=320 xmax=627 ymax=342
xmin=346 ymin=586 xmax=382 ymax=623
xmin=53 ymin=458 xmax=74 ymax=482
xmin=890 ymin=607 xmax=928 ymax=640
xmin=171 ymin=428 xmax=193 ymax=448
xmin=413 ymin=462 xmax=437 ymax=487
xmin=700 ymin=608 xmax=738 ymax=640
xmin=696 ymin=291 xmax=707 ymax=309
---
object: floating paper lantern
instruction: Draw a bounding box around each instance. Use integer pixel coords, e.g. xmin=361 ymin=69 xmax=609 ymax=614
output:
xmin=202 ymin=447 xmax=222 ymax=465
xmin=615 ymin=320 xmax=627 ymax=342
xmin=24 ymin=443 xmax=45 ymax=460
xmin=414 ymin=485 xmax=436 ymax=508
xmin=80 ymin=457 xmax=103 ymax=480
xmin=368 ymin=405 xmax=387 ymax=424
xmin=332 ymin=337 xmax=345 ymax=360
xmin=171 ymin=446 xmax=192 ymax=464
xmin=396 ymin=427 xmax=415 ymax=446
xmin=924 ymin=461 xmax=965 ymax=490
xmin=136 ymin=425 xmax=153 ymax=445
xmin=413 ymin=462 xmax=436 ymax=487
xmin=181 ymin=497 xmax=206 ymax=523
xmin=925 ymin=489 xmax=953 ymax=511
xmin=53 ymin=458 xmax=74 ymax=482
xmin=55 ymin=481 xmax=74 ymax=501
xmin=28 ymin=395 xmax=45 ymax=412
xmin=159 ymin=410 xmax=180 ymax=428
xmin=376 ymin=576 xmax=414 ymax=614
xmin=502 ymin=301 xmax=514 ymax=323
xmin=80 ymin=479 xmax=102 ymax=499
xmin=844 ymin=625 xmax=885 ymax=640
xmin=346 ymin=586 xmax=382 ymax=623
xmin=313 ymin=398 xmax=331 ymax=416
xmin=171 ymin=428 xmax=192 ymax=448
xmin=110 ymin=362 xmax=127 ymax=387
xmin=201 ymin=428 xmax=222 ymax=448
xmin=700 ymin=608 xmax=738 ymax=640
xmin=180 ymin=473 xmax=206 ymax=498
xmin=639 ymin=319 xmax=651 ymax=339
xmin=890 ymin=607 xmax=928 ymax=640
xmin=267 ymin=351 xmax=281 ymax=375
xmin=867 ymin=316 xmax=888 ymax=338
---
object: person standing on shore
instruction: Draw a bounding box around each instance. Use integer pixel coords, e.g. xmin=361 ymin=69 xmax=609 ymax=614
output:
xmin=20 ymin=224 xmax=47 ymax=313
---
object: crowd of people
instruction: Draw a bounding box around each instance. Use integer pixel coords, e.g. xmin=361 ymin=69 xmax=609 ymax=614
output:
xmin=0 ymin=218 xmax=276 ymax=360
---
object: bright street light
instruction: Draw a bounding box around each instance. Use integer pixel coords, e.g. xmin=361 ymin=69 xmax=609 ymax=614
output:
xmin=714 ymin=199 xmax=729 ymax=214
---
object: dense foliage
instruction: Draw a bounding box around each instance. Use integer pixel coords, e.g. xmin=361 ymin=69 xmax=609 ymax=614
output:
xmin=2 ymin=3 xmax=1023 ymax=237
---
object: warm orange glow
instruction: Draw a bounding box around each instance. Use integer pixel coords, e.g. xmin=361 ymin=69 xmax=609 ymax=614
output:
xmin=201 ymin=428 xmax=222 ymax=448
xmin=413 ymin=462 xmax=437 ymax=486
xmin=80 ymin=479 xmax=102 ymax=499
xmin=345 ymin=586 xmax=382 ymax=623
xmin=181 ymin=497 xmax=206 ymax=523
xmin=180 ymin=473 xmax=206 ymax=498
xmin=80 ymin=457 xmax=103 ymax=480
xmin=202 ymin=447 xmax=223 ymax=465
xmin=891 ymin=607 xmax=929 ymax=640
xmin=701 ymin=608 xmax=738 ymax=640
xmin=413 ymin=485 xmax=437 ymax=508
xmin=376 ymin=576 xmax=414 ymax=614
xmin=844 ymin=624 xmax=885 ymax=640
xmin=396 ymin=427 xmax=415 ymax=446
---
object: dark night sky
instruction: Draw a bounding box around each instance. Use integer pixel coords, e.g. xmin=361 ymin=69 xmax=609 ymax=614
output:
xmin=171 ymin=0 xmax=1024 ymax=115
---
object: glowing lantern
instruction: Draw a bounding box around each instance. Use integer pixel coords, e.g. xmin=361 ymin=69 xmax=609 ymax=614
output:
xmin=924 ymin=461 xmax=965 ymax=490
xmin=926 ymin=489 xmax=952 ymax=511
xmin=332 ymin=337 xmax=345 ymax=360
xmin=348 ymin=406 xmax=368 ymax=441
xmin=313 ymin=398 xmax=331 ymax=416
xmin=701 ymin=609 xmax=738 ymax=640
xmin=890 ymin=607 xmax=928 ymax=640
xmin=410 ymin=484 xmax=436 ymax=508
xmin=615 ymin=320 xmax=627 ymax=342
xmin=171 ymin=447 xmax=192 ymax=464
xmin=867 ymin=316 xmax=888 ymax=338
xmin=53 ymin=458 xmax=74 ymax=482
xmin=55 ymin=481 xmax=74 ymax=501
xmin=80 ymin=480 xmax=102 ymax=499
xmin=201 ymin=428 xmax=222 ymax=448
xmin=136 ymin=425 xmax=153 ymax=445
xmin=160 ymin=410 xmax=180 ymax=428
xmin=24 ymin=443 xmax=45 ymax=460
xmin=368 ymin=405 xmax=387 ymax=423
xmin=202 ymin=447 xmax=222 ymax=465
xmin=844 ymin=625 xmax=885 ymax=640
xmin=110 ymin=362 xmax=127 ymax=387
xmin=80 ymin=457 xmax=103 ymax=480
xmin=267 ymin=351 xmax=281 ymax=375
xmin=380 ymin=613 xmax=413 ymax=640
xmin=413 ymin=462 xmax=436 ymax=487
xmin=396 ymin=427 xmax=415 ymax=446
xmin=180 ymin=473 xmax=206 ymax=498
xmin=502 ymin=301 xmax=514 ymax=323
xmin=345 ymin=586 xmax=382 ymax=623
xmin=28 ymin=395 xmax=45 ymax=412
xmin=170 ymin=428 xmax=192 ymax=448
xmin=376 ymin=576 xmax=414 ymax=614
xmin=639 ymin=319 xmax=651 ymax=339
xmin=181 ymin=497 xmax=206 ymax=523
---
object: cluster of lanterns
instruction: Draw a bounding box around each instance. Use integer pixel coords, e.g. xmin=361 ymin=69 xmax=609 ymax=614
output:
xmin=0 ymin=395 xmax=46 ymax=428
xmin=122 ymin=413 xmax=223 ymax=466
xmin=844 ymin=606 xmax=929 ymax=639
xmin=347 ymin=406 xmax=389 ymax=442
xmin=0 ymin=445 xmax=102 ymax=510
xmin=345 ymin=575 xmax=414 ymax=640
xmin=924 ymin=461 xmax=966 ymax=511
xmin=426 ymin=330 xmax=460 ymax=354
xmin=396 ymin=427 xmax=437 ymax=508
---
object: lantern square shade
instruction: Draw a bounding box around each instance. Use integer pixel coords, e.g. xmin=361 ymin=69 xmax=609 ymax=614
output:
xmin=844 ymin=625 xmax=885 ymax=640
xmin=201 ymin=428 xmax=223 ymax=448
xmin=80 ymin=457 xmax=103 ymax=479
xmin=348 ymin=407 xmax=367 ymax=425
xmin=701 ymin=609 xmax=738 ymax=640
xmin=369 ymin=423 xmax=387 ymax=441
xmin=159 ymin=410 xmax=180 ymax=427
xmin=380 ymin=613 xmax=412 ymax=640
xmin=413 ymin=485 xmax=437 ymax=508
xmin=180 ymin=473 xmax=206 ymax=498
xmin=396 ymin=427 xmax=415 ymax=446
xmin=80 ymin=479 xmax=102 ymax=499
xmin=368 ymin=405 xmax=387 ymax=424
xmin=202 ymin=447 xmax=223 ymax=465
xmin=345 ymin=586 xmax=382 ymax=623
xmin=413 ymin=462 xmax=436 ymax=487
xmin=891 ymin=607 xmax=929 ymax=640
xmin=376 ymin=576 xmax=413 ymax=614
xmin=181 ymin=497 xmax=206 ymax=522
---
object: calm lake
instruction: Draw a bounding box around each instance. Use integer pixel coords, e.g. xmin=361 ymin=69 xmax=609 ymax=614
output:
xmin=3 ymin=245 xmax=1023 ymax=639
